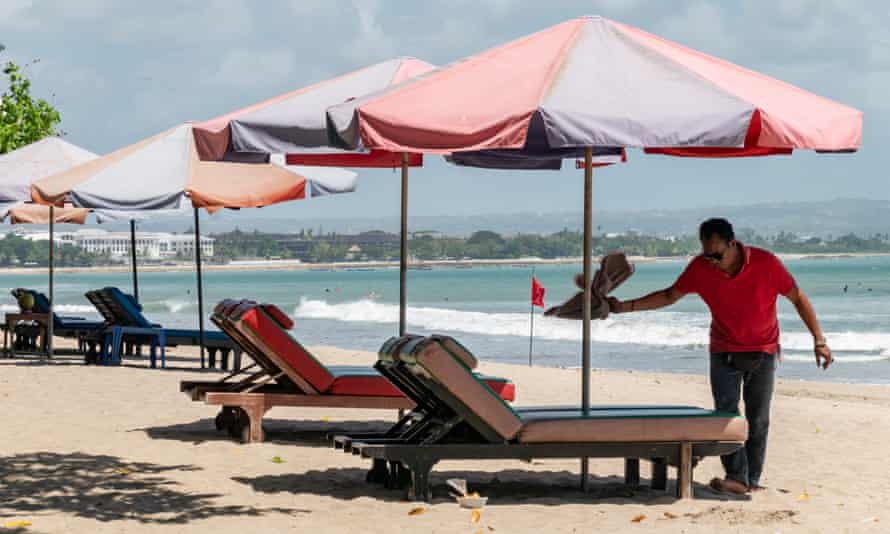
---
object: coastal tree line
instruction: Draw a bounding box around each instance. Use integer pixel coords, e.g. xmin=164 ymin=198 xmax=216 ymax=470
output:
xmin=2 ymin=227 xmax=889 ymax=267
xmin=206 ymin=228 xmax=890 ymax=264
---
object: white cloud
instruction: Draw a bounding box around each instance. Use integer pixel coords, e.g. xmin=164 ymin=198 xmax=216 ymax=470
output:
xmin=342 ymin=0 xmax=395 ymax=62
xmin=208 ymin=47 xmax=297 ymax=89
xmin=0 ymin=0 xmax=35 ymax=29
xmin=654 ymin=1 xmax=738 ymax=58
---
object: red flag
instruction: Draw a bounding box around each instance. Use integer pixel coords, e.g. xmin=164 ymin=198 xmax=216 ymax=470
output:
xmin=531 ymin=276 xmax=545 ymax=308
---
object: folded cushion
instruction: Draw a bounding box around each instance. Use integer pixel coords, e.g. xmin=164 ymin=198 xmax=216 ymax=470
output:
xmin=415 ymin=340 xmax=522 ymax=440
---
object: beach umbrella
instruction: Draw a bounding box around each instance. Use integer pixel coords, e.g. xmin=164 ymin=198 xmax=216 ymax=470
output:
xmin=0 ymin=138 xmax=99 ymax=358
xmin=192 ymin=57 xmax=434 ymax=336
xmin=326 ymin=15 xmax=862 ymax=488
xmin=0 ymin=139 xmax=190 ymax=359
xmin=31 ymin=123 xmax=357 ymax=366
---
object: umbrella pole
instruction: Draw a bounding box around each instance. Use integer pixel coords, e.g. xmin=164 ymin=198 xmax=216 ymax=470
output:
xmin=580 ymin=147 xmax=593 ymax=490
xmin=193 ymin=207 xmax=206 ymax=368
xmin=130 ymin=219 xmax=139 ymax=302
xmin=47 ymin=205 xmax=54 ymax=360
xmin=399 ymin=152 xmax=408 ymax=336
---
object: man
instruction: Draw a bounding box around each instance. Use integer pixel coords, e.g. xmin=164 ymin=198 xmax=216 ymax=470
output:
xmin=607 ymin=218 xmax=833 ymax=495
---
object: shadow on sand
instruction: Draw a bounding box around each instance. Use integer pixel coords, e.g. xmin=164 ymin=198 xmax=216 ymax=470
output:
xmin=140 ymin=418 xmax=395 ymax=446
xmin=233 ymin=465 xmax=747 ymax=505
xmin=0 ymin=451 xmax=307 ymax=525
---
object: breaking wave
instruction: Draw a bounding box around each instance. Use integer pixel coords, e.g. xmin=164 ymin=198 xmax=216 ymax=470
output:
xmin=293 ymin=298 xmax=890 ymax=358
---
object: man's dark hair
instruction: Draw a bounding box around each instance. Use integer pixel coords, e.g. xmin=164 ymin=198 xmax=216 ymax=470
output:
xmin=699 ymin=218 xmax=735 ymax=242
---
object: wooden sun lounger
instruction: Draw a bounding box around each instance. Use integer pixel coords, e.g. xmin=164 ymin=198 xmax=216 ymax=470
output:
xmin=181 ymin=300 xmax=414 ymax=442
xmin=332 ymin=335 xmax=747 ymax=502
xmin=181 ymin=300 xmax=516 ymax=443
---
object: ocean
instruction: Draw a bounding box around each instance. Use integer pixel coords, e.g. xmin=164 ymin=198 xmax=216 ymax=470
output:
xmin=3 ymin=255 xmax=888 ymax=385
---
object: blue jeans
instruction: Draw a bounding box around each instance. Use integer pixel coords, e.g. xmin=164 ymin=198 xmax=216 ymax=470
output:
xmin=710 ymin=352 xmax=776 ymax=488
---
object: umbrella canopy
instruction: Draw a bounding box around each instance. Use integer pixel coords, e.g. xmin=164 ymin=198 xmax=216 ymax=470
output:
xmin=30 ymin=123 xmax=357 ymax=210
xmin=3 ymin=202 xmax=90 ymax=224
xmin=328 ymin=16 xmax=862 ymax=157
xmin=29 ymin=123 xmax=357 ymax=368
xmin=0 ymin=137 xmax=98 ymax=202
xmin=193 ymin=57 xmax=434 ymax=167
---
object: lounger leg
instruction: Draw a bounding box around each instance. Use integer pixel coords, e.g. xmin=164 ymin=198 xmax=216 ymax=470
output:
xmin=405 ymin=458 xmax=437 ymax=502
xmin=386 ymin=461 xmax=409 ymax=490
xmin=676 ymin=443 xmax=693 ymax=499
xmin=236 ymin=402 xmax=268 ymax=444
xmin=651 ymin=458 xmax=668 ymax=491
xmin=625 ymin=458 xmax=640 ymax=486
xmin=366 ymin=459 xmax=389 ymax=484
xmin=233 ymin=350 xmax=242 ymax=372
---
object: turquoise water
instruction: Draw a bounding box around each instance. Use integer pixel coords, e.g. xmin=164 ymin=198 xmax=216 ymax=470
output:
xmin=2 ymin=256 xmax=888 ymax=384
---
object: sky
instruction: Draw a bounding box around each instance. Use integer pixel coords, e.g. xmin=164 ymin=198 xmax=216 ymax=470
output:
xmin=0 ymin=0 xmax=886 ymax=223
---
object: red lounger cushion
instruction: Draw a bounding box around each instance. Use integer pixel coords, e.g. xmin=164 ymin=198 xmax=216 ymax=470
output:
xmin=236 ymin=304 xmax=335 ymax=392
xmin=328 ymin=371 xmax=516 ymax=400
xmin=260 ymin=303 xmax=294 ymax=330
xmin=329 ymin=373 xmax=403 ymax=397
xmin=483 ymin=379 xmax=515 ymax=402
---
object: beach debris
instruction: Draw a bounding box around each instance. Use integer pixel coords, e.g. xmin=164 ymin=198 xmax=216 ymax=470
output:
xmin=471 ymin=510 xmax=481 ymax=523
xmin=448 ymin=478 xmax=488 ymax=509
xmin=448 ymin=478 xmax=468 ymax=497
xmin=795 ymin=491 xmax=810 ymax=502
xmin=631 ymin=514 xmax=647 ymax=523
xmin=777 ymin=488 xmax=791 ymax=494
xmin=662 ymin=511 xmax=678 ymax=519
xmin=270 ymin=456 xmax=285 ymax=464
xmin=861 ymin=517 xmax=879 ymax=523
xmin=3 ymin=520 xmax=32 ymax=528
xmin=408 ymin=506 xmax=426 ymax=516
xmin=114 ymin=467 xmax=132 ymax=476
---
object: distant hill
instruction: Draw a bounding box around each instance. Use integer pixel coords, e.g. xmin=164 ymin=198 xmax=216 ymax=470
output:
xmin=100 ymin=198 xmax=889 ymax=238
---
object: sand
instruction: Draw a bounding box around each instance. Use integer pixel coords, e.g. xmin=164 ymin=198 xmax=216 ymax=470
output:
xmin=1 ymin=343 xmax=888 ymax=533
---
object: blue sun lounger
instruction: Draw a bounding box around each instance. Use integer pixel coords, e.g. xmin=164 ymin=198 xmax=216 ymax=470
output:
xmin=84 ymin=287 xmax=241 ymax=369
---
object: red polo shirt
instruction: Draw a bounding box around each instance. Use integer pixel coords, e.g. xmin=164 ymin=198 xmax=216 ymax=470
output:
xmin=672 ymin=244 xmax=795 ymax=355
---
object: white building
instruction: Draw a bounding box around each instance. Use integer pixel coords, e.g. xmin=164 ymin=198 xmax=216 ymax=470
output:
xmin=14 ymin=229 xmax=213 ymax=259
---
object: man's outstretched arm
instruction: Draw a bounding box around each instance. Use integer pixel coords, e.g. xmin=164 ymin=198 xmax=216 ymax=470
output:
xmin=785 ymin=286 xmax=833 ymax=369
xmin=609 ymin=286 xmax=685 ymax=314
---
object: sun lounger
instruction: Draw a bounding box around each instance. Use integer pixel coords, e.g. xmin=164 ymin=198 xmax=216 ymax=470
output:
xmin=181 ymin=299 xmax=516 ymax=443
xmin=9 ymin=288 xmax=104 ymax=353
xmin=84 ymin=287 xmax=240 ymax=369
xmin=333 ymin=335 xmax=747 ymax=501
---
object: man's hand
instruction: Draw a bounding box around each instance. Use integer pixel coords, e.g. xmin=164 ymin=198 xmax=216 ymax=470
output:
xmin=815 ymin=343 xmax=833 ymax=370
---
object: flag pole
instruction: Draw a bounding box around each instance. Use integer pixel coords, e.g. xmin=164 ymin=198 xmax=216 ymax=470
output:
xmin=529 ymin=267 xmax=535 ymax=366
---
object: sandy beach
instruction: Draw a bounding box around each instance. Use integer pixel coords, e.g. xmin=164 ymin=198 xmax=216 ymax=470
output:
xmin=1 ymin=343 xmax=887 ymax=533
